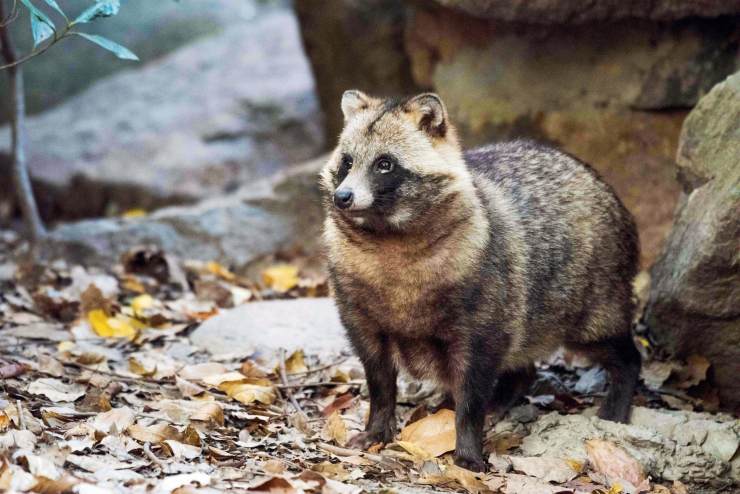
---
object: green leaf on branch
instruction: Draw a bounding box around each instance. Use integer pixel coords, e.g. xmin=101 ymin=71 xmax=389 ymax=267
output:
xmin=73 ymin=0 xmax=121 ymax=24
xmin=19 ymin=0 xmax=56 ymax=47
xmin=75 ymin=33 xmax=139 ymax=61
xmin=41 ymin=0 xmax=66 ymax=18
xmin=30 ymin=12 xmax=54 ymax=46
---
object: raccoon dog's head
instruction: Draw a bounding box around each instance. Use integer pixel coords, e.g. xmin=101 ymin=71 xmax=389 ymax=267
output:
xmin=320 ymin=90 xmax=471 ymax=234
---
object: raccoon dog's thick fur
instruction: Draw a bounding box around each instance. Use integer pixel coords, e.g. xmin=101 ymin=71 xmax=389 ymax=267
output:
xmin=320 ymin=90 xmax=641 ymax=472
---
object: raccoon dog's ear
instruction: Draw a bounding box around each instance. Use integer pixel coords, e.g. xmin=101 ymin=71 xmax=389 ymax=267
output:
xmin=341 ymin=90 xmax=373 ymax=121
xmin=403 ymin=93 xmax=448 ymax=138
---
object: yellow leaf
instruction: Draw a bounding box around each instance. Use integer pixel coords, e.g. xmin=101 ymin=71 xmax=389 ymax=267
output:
xmin=0 ymin=411 xmax=9 ymax=432
xmin=121 ymin=275 xmax=146 ymax=293
xmin=636 ymin=336 xmax=650 ymax=349
xmin=206 ymin=261 xmax=236 ymax=282
xmin=122 ymin=208 xmax=147 ymax=218
xmin=566 ymin=458 xmax=585 ymax=473
xmin=220 ymin=381 xmax=276 ymax=405
xmin=397 ymin=440 xmax=433 ymax=460
xmin=131 ymin=294 xmax=154 ymax=318
xmin=398 ymin=409 xmax=456 ymax=458
xmin=262 ymin=264 xmax=299 ymax=293
xmin=608 ymin=483 xmax=624 ymax=494
xmin=88 ymin=310 xmax=140 ymax=340
xmin=128 ymin=357 xmax=155 ymax=377
xmin=285 ymin=349 xmax=308 ymax=374
xmin=325 ymin=411 xmax=348 ymax=446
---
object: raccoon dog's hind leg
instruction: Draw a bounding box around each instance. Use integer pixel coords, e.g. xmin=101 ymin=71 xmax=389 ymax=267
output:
xmin=567 ymin=333 xmax=640 ymax=423
xmin=488 ymin=364 xmax=536 ymax=415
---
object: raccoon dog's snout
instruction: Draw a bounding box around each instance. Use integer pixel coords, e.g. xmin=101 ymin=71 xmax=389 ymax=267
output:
xmin=333 ymin=189 xmax=354 ymax=209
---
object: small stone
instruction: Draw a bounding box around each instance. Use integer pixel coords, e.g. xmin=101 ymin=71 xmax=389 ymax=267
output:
xmin=189 ymin=298 xmax=347 ymax=358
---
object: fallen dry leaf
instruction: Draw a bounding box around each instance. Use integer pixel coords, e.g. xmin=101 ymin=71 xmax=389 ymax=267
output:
xmin=585 ymin=439 xmax=648 ymax=490
xmin=325 ymin=411 xmax=349 ymax=446
xmin=0 ymin=430 xmax=37 ymax=450
xmin=87 ymin=309 xmax=141 ymax=339
xmin=203 ymin=372 xmax=276 ymax=405
xmin=0 ymin=361 xmax=27 ymax=379
xmin=178 ymin=362 xmax=228 ymax=381
xmin=89 ymin=407 xmax=136 ymax=436
xmin=676 ymin=355 xmax=711 ymax=389
xmin=262 ymin=264 xmax=299 ymax=293
xmin=446 ymin=464 xmax=489 ymax=494
xmin=27 ymin=378 xmax=86 ymax=402
xmin=285 ymin=349 xmax=309 ymax=374
xmin=206 ymin=261 xmax=237 ymax=282
xmin=162 ymin=439 xmax=201 ymax=460
xmin=398 ymin=408 xmax=456 ymax=458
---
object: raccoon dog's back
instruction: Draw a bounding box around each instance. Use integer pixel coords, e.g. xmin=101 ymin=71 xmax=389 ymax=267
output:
xmin=466 ymin=140 xmax=639 ymax=361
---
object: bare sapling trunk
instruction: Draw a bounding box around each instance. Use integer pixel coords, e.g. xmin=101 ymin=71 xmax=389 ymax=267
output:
xmin=0 ymin=0 xmax=46 ymax=241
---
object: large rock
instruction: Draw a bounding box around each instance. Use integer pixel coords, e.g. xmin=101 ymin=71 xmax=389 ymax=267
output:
xmin=39 ymin=157 xmax=327 ymax=271
xmin=645 ymin=72 xmax=740 ymax=410
xmin=295 ymin=1 xmax=740 ymax=267
xmin=510 ymin=407 xmax=739 ymax=490
xmin=0 ymin=7 xmax=323 ymax=222
xmin=0 ymin=0 xmax=265 ymax=123
xmin=435 ymin=0 xmax=740 ymax=23
xmin=190 ymin=298 xmax=348 ymax=357
xmin=293 ymin=0 xmax=420 ymax=141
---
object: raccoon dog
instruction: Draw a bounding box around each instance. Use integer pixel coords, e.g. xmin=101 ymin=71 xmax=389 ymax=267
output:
xmin=320 ymin=90 xmax=641 ymax=471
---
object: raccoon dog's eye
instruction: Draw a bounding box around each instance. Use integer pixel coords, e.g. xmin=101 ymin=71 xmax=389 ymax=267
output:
xmin=375 ymin=159 xmax=394 ymax=174
xmin=340 ymin=155 xmax=353 ymax=170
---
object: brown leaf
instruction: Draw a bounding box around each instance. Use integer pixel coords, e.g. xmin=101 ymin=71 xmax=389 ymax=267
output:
xmin=0 ymin=362 xmax=27 ymax=379
xmin=79 ymin=284 xmax=114 ymax=316
xmin=89 ymin=407 xmax=136 ymax=436
xmin=676 ymin=355 xmax=710 ymax=389
xmin=194 ymin=279 xmax=234 ymax=308
xmin=585 ymin=439 xmax=648 ymax=489
xmin=246 ymin=476 xmax=301 ymax=493
xmin=190 ymin=402 xmax=225 ymax=426
xmin=441 ymin=464 xmax=488 ymax=494
xmin=322 ymin=393 xmax=355 ymax=417
xmin=671 ymin=480 xmax=689 ymax=494
xmin=325 ymin=411 xmax=348 ymax=446
xmin=127 ymin=422 xmax=180 ymax=443
xmin=398 ymin=408 xmax=456 ymax=458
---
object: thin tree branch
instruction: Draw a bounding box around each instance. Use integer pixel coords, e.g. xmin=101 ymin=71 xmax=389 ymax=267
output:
xmin=0 ymin=0 xmax=46 ymax=241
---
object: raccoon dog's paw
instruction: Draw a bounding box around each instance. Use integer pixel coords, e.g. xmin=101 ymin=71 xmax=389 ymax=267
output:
xmin=348 ymin=429 xmax=394 ymax=450
xmin=454 ymin=452 xmax=487 ymax=473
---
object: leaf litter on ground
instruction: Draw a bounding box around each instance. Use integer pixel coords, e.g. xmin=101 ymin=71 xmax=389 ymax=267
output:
xmin=0 ymin=241 xmax=729 ymax=493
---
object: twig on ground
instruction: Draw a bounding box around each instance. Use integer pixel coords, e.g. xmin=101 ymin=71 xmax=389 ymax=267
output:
xmin=16 ymin=399 xmax=24 ymax=430
xmin=53 ymin=357 xmax=174 ymax=386
xmin=278 ymin=349 xmax=309 ymax=422
xmin=277 ymin=380 xmax=364 ymax=390
xmin=143 ymin=443 xmax=167 ymax=471
xmin=317 ymin=442 xmax=385 ymax=464
xmin=289 ymin=356 xmax=350 ymax=377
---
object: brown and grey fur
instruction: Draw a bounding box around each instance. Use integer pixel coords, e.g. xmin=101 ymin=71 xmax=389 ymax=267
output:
xmin=320 ymin=90 xmax=641 ymax=472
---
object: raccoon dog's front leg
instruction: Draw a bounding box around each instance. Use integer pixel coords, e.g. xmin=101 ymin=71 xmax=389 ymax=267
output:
xmin=453 ymin=337 xmax=500 ymax=472
xmin=347 ymin=331 xmax=398 ymax=448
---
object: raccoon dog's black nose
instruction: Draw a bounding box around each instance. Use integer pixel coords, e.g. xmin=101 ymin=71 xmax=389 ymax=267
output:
xmin=334 ymin=189 xmax=354 ymax=209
